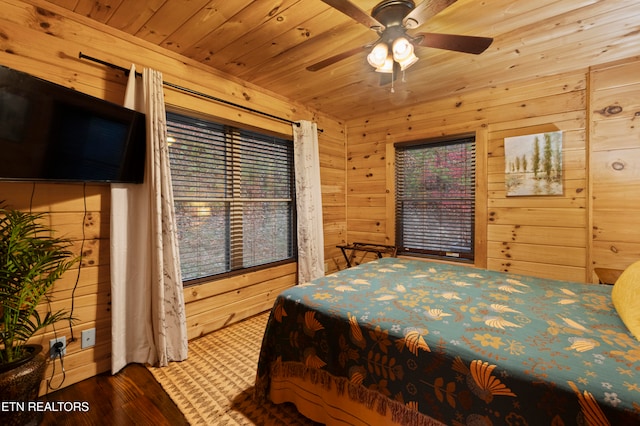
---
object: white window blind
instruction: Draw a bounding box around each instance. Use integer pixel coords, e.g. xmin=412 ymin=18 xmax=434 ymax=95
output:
xmin=395 ymin=136 xmax=475 ymax=260
xmin=166 ymin=112 xmax=295 ymax=283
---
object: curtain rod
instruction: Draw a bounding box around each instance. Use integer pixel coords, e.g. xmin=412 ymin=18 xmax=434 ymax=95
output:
xmin=78 ymin=52 xmax=323 ymax=131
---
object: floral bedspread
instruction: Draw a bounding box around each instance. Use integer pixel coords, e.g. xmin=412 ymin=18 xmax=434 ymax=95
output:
xmin=255 ymin=258 xmax=640 ymax=425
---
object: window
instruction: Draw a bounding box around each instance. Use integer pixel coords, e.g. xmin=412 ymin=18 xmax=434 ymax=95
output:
xmin=395 ymin=136 xmax=475 ymax=261
xmin=166 ymin=112 xmax=295 ymax=283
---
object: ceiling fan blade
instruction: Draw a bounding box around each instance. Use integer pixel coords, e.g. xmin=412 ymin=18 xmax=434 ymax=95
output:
xmin=320 ymin=0 xmax=383 ymax=29
xmin=404 ymin=0 xmax=458 ymax=28
xmin=306 ymin=45 xmax=368 ymax=72
xmin=415 ymin=33 xmax=493 ymax=54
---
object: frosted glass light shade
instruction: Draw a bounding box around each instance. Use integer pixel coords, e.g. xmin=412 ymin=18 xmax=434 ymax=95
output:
xmin=375 ymin=56 xmax=394 ymax=73
xmin=392 ymin=37 xmax=418 ymax=70
xmin=367 ymin=42 xmax=389 ymax=68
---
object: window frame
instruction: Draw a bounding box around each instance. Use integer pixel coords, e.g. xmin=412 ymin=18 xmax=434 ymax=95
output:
xmin=166 ymin=111 xmax=297 ymax=286
xmin=394 ymin=134 xmax=476 ymax=263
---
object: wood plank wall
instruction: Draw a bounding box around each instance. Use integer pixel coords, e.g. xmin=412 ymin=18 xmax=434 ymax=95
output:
xmin=346 ymin=56 xmax=640 ymax=281
xmin=0 ymin=0 xmax=346 ymax=394
xmin=346 ymin=70 xmax=590 ymax=282
xmin=590 ymin=57 xmax=640 ymax=274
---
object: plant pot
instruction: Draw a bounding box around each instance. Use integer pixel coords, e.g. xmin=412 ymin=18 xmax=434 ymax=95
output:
xmin=0 ymin=344 xmax=47 ymax=426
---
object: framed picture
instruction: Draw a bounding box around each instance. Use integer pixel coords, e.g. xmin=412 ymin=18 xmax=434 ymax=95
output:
xmin=504 ymin=131 xmax=562 ymax=196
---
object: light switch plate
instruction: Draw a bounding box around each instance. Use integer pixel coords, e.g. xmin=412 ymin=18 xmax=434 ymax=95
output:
xmin=81 ymin=328 xmax=96 ymax=349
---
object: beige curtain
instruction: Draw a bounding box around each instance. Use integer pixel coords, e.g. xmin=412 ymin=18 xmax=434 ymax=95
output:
xmin=110 ymin=66 xmax=188 ymax=374
xmin=293 ymin=121 xmax=325 ymax=283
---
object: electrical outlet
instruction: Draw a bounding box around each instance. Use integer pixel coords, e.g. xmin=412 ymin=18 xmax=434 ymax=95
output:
xmin=81 ymin=328 xmax=96 ymax=349
xmin=49 ymin=336 xmax=66 ymax=359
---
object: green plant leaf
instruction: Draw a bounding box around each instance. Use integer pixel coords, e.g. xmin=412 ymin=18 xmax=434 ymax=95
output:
xmin=0 ymin=204 xmax=79 ymax=364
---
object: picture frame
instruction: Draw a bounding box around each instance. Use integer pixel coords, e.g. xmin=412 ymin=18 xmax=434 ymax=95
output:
xmin=504 ymin=131 xmax=563 ymax=196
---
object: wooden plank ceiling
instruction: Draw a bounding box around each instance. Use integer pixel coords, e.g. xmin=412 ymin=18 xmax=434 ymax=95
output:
xmin=45 ymin=0 xmax=640 ymax=121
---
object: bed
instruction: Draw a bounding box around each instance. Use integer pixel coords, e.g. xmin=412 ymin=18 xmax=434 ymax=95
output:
xmin=255 ymin=257 xmax=640 ymax=425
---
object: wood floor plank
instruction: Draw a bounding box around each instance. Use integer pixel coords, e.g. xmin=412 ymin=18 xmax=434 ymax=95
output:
xmin=39 ymin=364 xmax=188 ymax=425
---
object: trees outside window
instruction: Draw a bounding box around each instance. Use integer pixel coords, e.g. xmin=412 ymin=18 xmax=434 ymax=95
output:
xmin=166 ymin=112 xmax=295 ymax=284
xmin=395 ymin=136 xmax=476 ymax=261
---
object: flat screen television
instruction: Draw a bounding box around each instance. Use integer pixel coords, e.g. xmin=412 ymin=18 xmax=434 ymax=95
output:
xmin=0 ymin=65 xmax=146 ymax=183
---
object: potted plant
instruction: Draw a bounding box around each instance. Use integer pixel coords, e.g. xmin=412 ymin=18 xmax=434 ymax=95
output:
xmin=0 ymin=204 xmax=78 ymax=425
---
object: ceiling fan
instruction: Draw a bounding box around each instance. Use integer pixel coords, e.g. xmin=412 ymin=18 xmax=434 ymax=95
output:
xmin=307 ymin=0 xmax=493 ymax=82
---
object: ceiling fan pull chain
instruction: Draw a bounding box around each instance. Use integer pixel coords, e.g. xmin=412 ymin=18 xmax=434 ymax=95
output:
xmin=391 ymin=67 xmax=395 ymax=93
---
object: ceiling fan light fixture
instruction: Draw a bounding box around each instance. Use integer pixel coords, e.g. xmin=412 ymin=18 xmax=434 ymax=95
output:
xmin=392 ymin=36 xmax=418 ymax=70
xmin=392 ymin=36 xmax=413 ymax=60
xmin=396 ymin=51 xmax=418 ymax=70
xmin=375 ymin=55 xmax=394 ymax=73
xmin=367 ymin=42 xmax=389 ymax=68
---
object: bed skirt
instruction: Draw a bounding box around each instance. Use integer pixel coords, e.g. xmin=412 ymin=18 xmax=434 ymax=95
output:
xmin=263 ymin=359 xmax=445 ymax=426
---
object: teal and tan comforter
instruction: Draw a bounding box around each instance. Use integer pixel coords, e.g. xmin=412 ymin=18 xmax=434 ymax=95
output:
xmin=255 ymin=258 xmax=640 ymax=425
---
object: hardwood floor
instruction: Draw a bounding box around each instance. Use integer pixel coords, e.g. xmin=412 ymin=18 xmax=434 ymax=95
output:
xmin=39 ymin=364 xmax=188 ymax=425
